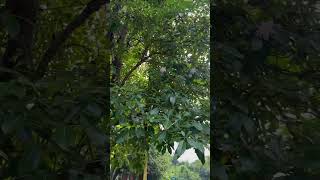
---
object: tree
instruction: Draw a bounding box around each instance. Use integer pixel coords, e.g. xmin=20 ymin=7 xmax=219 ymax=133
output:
xmin=110 ymin=0 xmax=210 ymax=177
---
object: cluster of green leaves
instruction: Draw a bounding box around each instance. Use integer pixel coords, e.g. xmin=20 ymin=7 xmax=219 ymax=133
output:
xmin=213 ymin=0 xmax=320 ymax=179
xmin=110 ymin=85 xmax=148 ymax=173
xmin=0 ymin=72 xmax=107 ymax=179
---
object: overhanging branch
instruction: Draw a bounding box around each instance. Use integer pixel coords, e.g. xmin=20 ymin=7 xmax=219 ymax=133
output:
xmin=36 ymin=0 xmax=109 ymax=79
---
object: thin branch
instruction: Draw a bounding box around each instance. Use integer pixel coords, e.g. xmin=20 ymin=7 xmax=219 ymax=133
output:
xmin=36 ymin=0 xmax=109 ymax=79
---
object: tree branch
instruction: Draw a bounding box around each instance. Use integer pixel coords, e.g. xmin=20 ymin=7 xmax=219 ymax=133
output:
xmin=36 ymin=0 xmax=109 ymax=79
xmin=120 ymin=48 xmax=152 ymax=86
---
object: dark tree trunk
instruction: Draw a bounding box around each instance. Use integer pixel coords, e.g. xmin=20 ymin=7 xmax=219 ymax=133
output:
xmin=111 ymin=55 xmax=122 ymax=83
xmin=111 ymin=26 xmax=128 ymax=84
xmin=109 ymin=1 xmax=128 ymax=85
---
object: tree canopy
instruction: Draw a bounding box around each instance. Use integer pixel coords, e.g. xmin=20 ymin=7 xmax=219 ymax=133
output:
xmin=109 ymin=0 xmax=210 ymax=177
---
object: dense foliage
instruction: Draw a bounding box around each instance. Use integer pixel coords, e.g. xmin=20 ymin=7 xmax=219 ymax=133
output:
xmin=109 ymin=0 xmax=210 ymax=177
xmin=0 ymin=0 xmax=109 ymax=179
xmin=213 ymin=0 xmax=320 ymax=179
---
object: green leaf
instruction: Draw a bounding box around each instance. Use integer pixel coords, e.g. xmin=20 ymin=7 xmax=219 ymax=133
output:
xmin=150 ymin=108 xmax=159 ymax=115
xmin=163 ymin=119 xmax=172 ymax=130
xmin=203 ymin=125 xmax=210 ymax=135
xmin=135 ymin=128 xmax=145 ymax=138
xmin=192 ymin=121 xmax=203 ymax=131
xmin=167 ymin=145 xmax=172 ymax=154
xmin=174 ymin=141 xmax=186 ymax=160
xmin=116 ymin=136 xmax=125 ymax=144
xmin=195 ymin=148 xmax=205 ymax=164
xmin=187 ymin=138 xmax=204 ymax=153
xmin=161 ymin=146 xmax=166 ymax=154
xmin=158 ymin=131 xmax=166 ymax=142
xmin=169 ymin=96 xmax=176 ymax=105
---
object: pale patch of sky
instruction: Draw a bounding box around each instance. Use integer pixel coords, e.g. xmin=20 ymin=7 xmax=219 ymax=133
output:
xmin=171 ymin=142 xmax=210 ymax=163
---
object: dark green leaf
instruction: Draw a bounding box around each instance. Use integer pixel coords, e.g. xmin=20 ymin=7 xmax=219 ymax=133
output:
xmin=1 ymin=117 xmax=21 ymax=134
xmin=169 ymin=96 xmax=176 ymax=106
xmin=150 ymin=108 xmax=159 ymax=115
xmin=158 ymin=131 xmax=166 ymax=142
xmin=174 ymin=141 xmax=186 ymax=160
xmin=192 ymin=121 xmax=203 ymax=131
xmin=195 ymin=148 xmax=205 ymax=164
xmin=135 ymin=128 xmax=145 ymax=138
xmin=187 ymin=138 xmax=204 ymax=153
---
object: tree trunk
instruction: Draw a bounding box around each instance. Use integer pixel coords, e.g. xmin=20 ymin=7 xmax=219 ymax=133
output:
xmin=109 ymin=2 xmax=128 ymax=85
xmin=111 ymin=26 xmax=128 ymax=84
xmin=143 ymin=153 xmax=148 ymax=180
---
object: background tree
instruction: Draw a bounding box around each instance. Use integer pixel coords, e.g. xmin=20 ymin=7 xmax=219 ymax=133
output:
xmin=0 ymin=0 xmax=110 ymax=179
xmin=212 ymin=0 xmax=320 ymax=179
xmin=150 ymin=150 xmax=209 ymax=180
